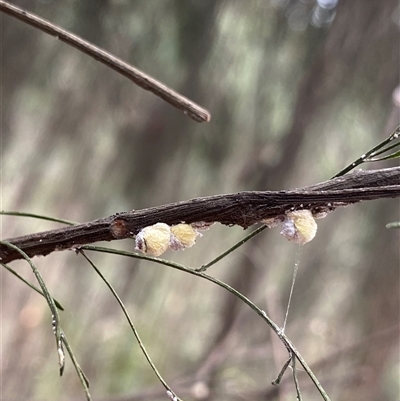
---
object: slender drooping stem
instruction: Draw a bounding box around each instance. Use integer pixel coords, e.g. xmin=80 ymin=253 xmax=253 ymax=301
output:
xmin=0 ymin=1 xmax=211 ymax=123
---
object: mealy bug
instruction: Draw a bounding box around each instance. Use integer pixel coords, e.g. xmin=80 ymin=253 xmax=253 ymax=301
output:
xmin=280 ymin=210 xmax=317 ymax=244
xmin=135 ymin=223 xmax=171 ymax=257
xmin=170 ymin=223 xmax=200 ymax=251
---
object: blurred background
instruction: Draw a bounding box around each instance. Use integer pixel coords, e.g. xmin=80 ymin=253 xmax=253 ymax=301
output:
xmin=1 ymin=1 xmax=399 ymax=400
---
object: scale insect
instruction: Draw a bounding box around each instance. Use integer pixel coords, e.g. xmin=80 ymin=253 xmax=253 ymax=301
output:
xmin=135 ymin=222 xmax=202 ymax=256
xmin=280 ymin=210 xmax=318 ymax=244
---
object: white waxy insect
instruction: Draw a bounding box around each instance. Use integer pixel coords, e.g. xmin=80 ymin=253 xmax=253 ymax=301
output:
xmin=280 ymin=210 xmax=317 ymax=244
xmin=135 ymin=223 xmax=171 ymax=257
xmin=170 ymin=223 xmax=200 ymax=251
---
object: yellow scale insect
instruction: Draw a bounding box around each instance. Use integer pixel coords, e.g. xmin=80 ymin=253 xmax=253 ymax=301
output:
xmin=280 ymin=210 xmax=317 ymax=244
xmin=135 ymin=222 xmax=201 ymax=256
xmin=170 ymin=223 xmax=200 ymax=251
xmin=263 ymin=209 xmax=319 ymax=244
xmin=135 ymin=211 xmax=319 ymax=258
xmin=135 ymin=223 xmax=171 ymax=257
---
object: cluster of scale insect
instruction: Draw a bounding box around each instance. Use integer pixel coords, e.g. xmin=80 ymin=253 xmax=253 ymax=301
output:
xmin=136 ymin=209 xmax=323 ymax=257
xmin=135 ymin=222 xmax=213 ymax=257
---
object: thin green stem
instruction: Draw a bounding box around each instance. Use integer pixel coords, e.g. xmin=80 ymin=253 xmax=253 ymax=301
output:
xmin=332 ymin=125 xmax=400 ymax=178
xmin=367 ymin=140 xmax=400 ymax=158
xmin=282 ymin=244 xmax=302 ymax=333
xmin=1 ymin=262 xmax=64 ymax=310
xmin=292 ymin=355 xmax=302 ymax=401
xmin=367 ymin=149 xmax=400 ymax=162
xmin=196 ymin=225 xmax=267 ymax=272
xmin=78 ymin=250 xmax=183 ymax=401
xmin=0 ymin=210 xmax=77 ymax=225
xmin=272 ymin=356 xmax=292 ymax=385
xmin=82 ymin=245 xmax=331 ymax=401
xmin=0 ymin=241 xmax=65 ymax=374
xmin=61 ymin=331 xmax=91 ymax=400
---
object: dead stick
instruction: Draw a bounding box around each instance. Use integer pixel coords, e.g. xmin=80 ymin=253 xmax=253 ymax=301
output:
xmin=0 ymin=1 xmax=211 ymax=123
xmin=1 ymin=167 xmax=399 ymax=264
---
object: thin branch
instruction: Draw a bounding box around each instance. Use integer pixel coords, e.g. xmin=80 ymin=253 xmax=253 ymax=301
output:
xmin=292 ymin=356 xmax=302 ymax=401
xmin=196 ymin=225 xmax=268 ymax=272
xmin=1 ymin=167 xmax=400 ymax=264
xmin=272 ymin=356 xmax=292 ymax=386
xmin=0 ymin=241 xmax=65 ymax=375
xmin=79 ymin=250 xmax=183 ymax=401
xmin=282 ymin=245 xmax=302 ymax=333
xmin=332 ymin=125 xmax=400 ymax=178
xmin=1 ymin=262 xmax=64 ymax=310
xmin=0 ymin=210 xmax=76 ymax=226
xmin=0 ymin=1 xmax=211 ymax=123
xmin=81 ymin=245 xmax=331 ymax=401
xmin=61 ymin=331 xmax=91 ymax=401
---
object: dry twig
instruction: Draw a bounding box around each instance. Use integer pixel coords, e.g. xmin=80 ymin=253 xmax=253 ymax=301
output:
xmin=1 ymin=167 xmax=399 ymax=264
xmin=0 ymin=1 xmax=211 ymax=123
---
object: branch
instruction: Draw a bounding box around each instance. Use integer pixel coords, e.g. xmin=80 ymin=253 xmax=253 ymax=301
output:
xmin=0 ymin=1 xmax=211 ymax=123
xmin=1 ymin=167 xmax=399 ymax=264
